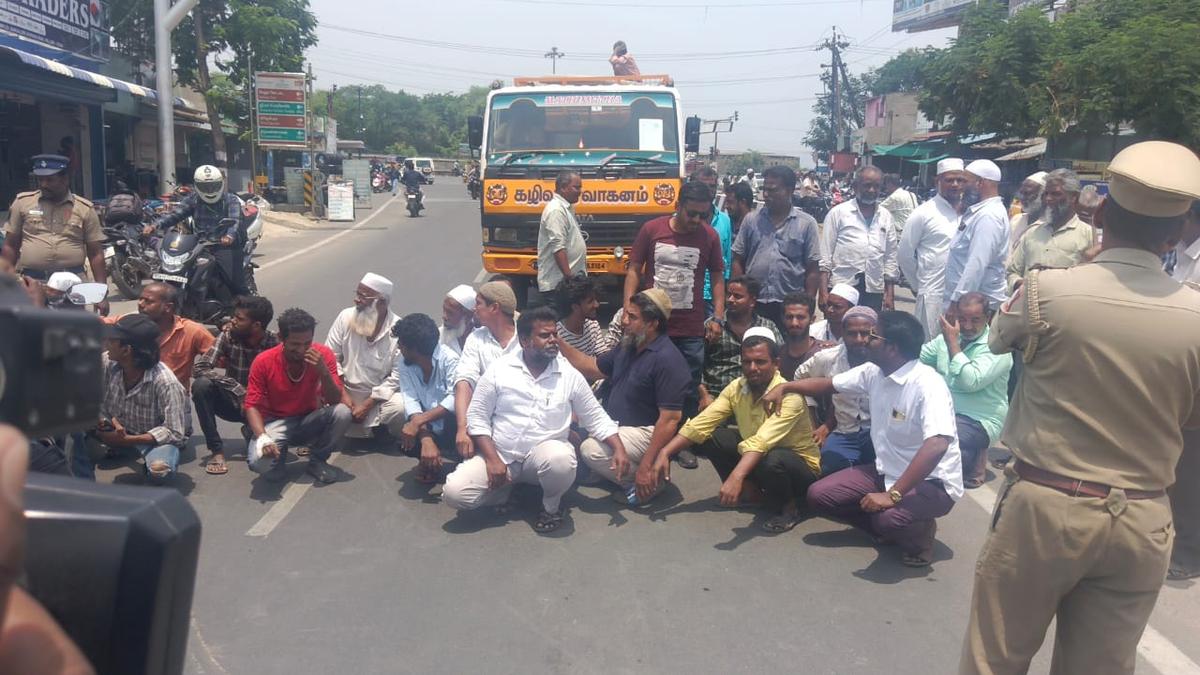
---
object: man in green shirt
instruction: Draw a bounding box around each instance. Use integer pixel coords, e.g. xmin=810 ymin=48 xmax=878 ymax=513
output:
xmin=919 ymin=292 xmax=1011 ymax=488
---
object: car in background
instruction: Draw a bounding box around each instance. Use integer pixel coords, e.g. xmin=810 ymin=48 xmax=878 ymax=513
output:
xmin=410 ymin=157 xmax=435 ymax=184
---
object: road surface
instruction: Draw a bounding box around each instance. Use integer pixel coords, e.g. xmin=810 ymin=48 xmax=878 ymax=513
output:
xmin=102 ymin=182 xmax=1200 ymax=675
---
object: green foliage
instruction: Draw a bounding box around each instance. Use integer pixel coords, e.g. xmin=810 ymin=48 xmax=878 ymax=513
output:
xmin=876 ymin=0 xmax=1200 ymax=144
xmin=723 ymin=150 xmax=766 ymax=177
xmin=312 ymin=85 xmax=489 ymax=156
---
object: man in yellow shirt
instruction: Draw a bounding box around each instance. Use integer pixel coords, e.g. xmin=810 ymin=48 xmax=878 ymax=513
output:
xmin=653 ymin=327 xmax=820 ymax=532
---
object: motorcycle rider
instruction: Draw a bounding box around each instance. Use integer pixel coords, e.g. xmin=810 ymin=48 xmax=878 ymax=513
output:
xmin=149 ymin=165 xmax=248 ymax=295
xmin=401 ymin=160 xmax=425 ymax=210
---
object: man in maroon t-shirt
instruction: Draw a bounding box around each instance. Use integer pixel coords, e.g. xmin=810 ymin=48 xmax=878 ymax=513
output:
xmin=626 ymin=181 xmax=725 ymax=467
xmin=244 ymin=307 xmax=353 ymax=484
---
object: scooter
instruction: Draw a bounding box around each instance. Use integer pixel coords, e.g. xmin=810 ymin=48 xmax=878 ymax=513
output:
xmin=371 ymin=171 xmax=389 ymax=193
xmin=406 ymin=187 xmax=423 ymax=217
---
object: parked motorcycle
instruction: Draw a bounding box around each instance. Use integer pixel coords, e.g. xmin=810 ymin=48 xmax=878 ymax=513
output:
xmin=102 ymin=223 xmax=160 ymax=300
xmin=406 ymin=187 xmax=423 ymax=217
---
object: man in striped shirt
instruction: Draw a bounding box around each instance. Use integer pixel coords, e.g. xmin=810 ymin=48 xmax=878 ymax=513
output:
xmin=554 ymin=275 xmax=617 ymax=357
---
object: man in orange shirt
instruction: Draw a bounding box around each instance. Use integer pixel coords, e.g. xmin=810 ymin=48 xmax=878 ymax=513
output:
xmin=138 ymin=282 xmax=215 ymax=391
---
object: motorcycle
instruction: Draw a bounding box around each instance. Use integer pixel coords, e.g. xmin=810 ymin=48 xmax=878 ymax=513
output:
xmin=406 ymin=187 xmax=423 ymax=217
xmin=102 ymin=223 xmax=160 ymax=300
xmin=467 ymin=174 xmax=481 ymax=200
xmin=371 ymin=171 xmax=389 ymax=193
xmin=237 ymin=194 xmax=265 ymax=296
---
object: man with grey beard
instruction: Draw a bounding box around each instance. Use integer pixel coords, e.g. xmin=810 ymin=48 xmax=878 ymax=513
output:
xmin=1008 ymin=171 xmax=1047 ymax=252
xmin=326 ymin=272 xmax=401 ymax=440
xmin=557 ymin=289 xmax=692 ymax=506
xmin=1006 ymin=168 xmax=1095 ymax=292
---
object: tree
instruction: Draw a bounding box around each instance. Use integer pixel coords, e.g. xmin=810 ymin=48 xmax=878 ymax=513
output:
xmin=311 ymin=85 xmax=489 ymax=156
xmin=723 ymin=150 xmax=766 ymax=178
xmin=865 ymin=48 xmax=935 ymax=97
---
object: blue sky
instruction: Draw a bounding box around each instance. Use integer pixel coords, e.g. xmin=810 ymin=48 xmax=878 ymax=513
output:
xmin=305 ymin=0 xmax=955 ymax=158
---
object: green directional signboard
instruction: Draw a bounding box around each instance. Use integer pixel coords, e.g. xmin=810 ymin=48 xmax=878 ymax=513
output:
xmin=255 ymin=72 xmax=307 ymax=149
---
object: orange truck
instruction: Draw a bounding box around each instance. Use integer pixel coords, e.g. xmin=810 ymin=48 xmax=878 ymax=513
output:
xmin=467 ymin=75 xmax=701 ymax=305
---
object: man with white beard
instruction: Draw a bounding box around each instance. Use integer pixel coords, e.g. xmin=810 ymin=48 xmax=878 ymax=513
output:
xmin=1008 ymin=171 xmax=1046 ymax=253
xmin=897 ymin=158 xmax=966 ymax=340
xmin=440 ymin=284 xmax=477 ymax=356
xmin=326 ymin=272 xmax=401 ymax=440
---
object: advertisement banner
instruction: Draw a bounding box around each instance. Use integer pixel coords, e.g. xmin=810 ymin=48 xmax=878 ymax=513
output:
xmin=255 ymin=72 xmax=307 ymax=149
xmin=892 ymin=0 xmax=973 ymax=33
xmin=482 ymin=179 xmax=680 ymax=215
xmin=0 ymin=0 xmax=109 ymax=60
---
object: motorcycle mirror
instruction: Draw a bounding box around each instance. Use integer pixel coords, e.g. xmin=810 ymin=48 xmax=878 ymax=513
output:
xmin=467 ymin=116 xmax=484 ymax=150
xmin=685 ymin=116 xmax=702 ymax=153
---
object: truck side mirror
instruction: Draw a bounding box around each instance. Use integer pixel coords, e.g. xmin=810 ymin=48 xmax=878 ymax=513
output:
xmin=684 ymin=116 xmax=701 ymax=153
xmin=468 ymin=116 xmax=484 ymax=150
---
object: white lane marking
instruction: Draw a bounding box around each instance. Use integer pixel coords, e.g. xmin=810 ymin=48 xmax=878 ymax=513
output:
xmin=260 ymin=197 xmax=398 ymax=271
xmin=964 ymin=476 xmax=1200 ymax=674
xmin=245 ymin=452 xmax=341 ymax=537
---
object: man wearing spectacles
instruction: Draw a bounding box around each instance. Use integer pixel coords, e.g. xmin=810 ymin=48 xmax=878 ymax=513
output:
xmin=626 ymin=181 xmax=726 ymax=467
xmin=763 ymin=310 xmax=962 ymax=567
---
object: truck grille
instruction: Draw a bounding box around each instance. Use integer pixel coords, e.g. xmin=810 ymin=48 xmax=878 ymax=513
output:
xmin=483 ymin=214 xmax=653 ymax=249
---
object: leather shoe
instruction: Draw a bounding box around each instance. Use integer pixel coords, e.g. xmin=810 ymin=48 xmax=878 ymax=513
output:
xmin=307 ymin=459 xmax=341 ymax=484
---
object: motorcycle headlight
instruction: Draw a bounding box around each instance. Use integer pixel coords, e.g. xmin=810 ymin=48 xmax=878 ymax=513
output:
xmin=160 ymin=249 xmax=192 ymax=272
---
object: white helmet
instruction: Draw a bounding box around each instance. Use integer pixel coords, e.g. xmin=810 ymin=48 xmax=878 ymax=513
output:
xmin=193 ymin=165 xmax=226 ymax=204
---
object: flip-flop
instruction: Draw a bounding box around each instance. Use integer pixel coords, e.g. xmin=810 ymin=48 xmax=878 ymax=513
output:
xmin=295 ymin=446 xmax=310 ymax=457
xmin=205 ymin=458 xmax=228 ymax=475
xmin=964 ymin=477 xmax=984 ymax=489
xmin=761 ymin=513 xmax=802 ymax=533
xmin=533 ymin=510 xmax=564 ymax=534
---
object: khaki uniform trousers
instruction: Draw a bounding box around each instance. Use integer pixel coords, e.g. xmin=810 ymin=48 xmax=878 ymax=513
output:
xmin=961 ymin=468 xmax=1174 ymax=674
xmin=579 ymin=426 xmax=655 ymax=490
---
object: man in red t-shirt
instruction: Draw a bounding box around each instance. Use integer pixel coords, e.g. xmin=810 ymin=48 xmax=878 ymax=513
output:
xmin=625 ymin=181 xmax=725 ymax=467
xmin=244 ymin=307 xmax=353 ymax=483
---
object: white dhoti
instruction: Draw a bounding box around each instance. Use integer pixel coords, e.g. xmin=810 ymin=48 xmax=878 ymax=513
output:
xmin=344 ymin=384 xmax=406 ymax=438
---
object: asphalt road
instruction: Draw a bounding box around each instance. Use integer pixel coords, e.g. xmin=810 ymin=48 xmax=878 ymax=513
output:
xmin=101 ymin=183 xmax=1200 ymax=675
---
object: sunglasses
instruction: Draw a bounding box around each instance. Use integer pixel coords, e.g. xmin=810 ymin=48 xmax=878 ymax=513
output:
xmin=683 ymin=208 xmax=713 ymax=221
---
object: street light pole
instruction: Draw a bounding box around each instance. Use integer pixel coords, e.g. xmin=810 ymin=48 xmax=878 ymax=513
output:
xmin=154 ymin=0 xmax=200 ymax=195
xmin=544 ymin=47 xmax=565 ymax=74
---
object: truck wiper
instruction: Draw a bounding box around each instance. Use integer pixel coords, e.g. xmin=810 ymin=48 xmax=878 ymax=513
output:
xmin=598 ymin=153 xmax=672 ymax=167
xmin=500 ymin=151 xmax=545 ymax=166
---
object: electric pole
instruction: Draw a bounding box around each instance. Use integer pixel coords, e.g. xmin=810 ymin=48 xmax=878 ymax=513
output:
xmin=819 ymin=27 xmax=850 ymax=154
xmin=545 ymin=47 xmax=565 ymax=74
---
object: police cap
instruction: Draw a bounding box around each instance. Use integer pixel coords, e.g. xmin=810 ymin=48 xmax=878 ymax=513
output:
xmin=31 ymin=154 xmax=69 ymax=177
xmin=1107 ymin=141 xmax=1200 ymax=218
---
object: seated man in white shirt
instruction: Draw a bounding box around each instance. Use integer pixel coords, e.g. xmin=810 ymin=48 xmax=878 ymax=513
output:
xmin=808 ymin=282 xmax=857 ymax=344
xmin=326 ymin=273 xmax=400 ymax=441
xmin=764 ymin=310 xmax=962 ymax=567
xmin=439 ymin=284 xmax=477 ymax=356
xmin=443 ymin=306 xmax=628 ymax=534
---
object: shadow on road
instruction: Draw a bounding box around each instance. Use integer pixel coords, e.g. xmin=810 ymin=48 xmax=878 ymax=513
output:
xmin=803 ymin=526 xmax=956 ymax=583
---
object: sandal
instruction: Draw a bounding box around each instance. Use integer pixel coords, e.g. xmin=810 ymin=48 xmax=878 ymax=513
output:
xmin=295 ymin=446 xmax=311 ymax=457
xmin=761 ymin=513 xmax=802 ymax=533
xmin=901 ymin=521 xmax=937 ymax=567
xmin=964 ymin=477 xmax=984 ymax=489
xmin=991 ymin=456 xmax=1011 ymax=470
xmin=1167 ymin=564 xmax=1200 ymax=581
xmin=533 ymin=510 xmax=564 ymax=534
xmin=205 ymin=457 xmax=229 ymax=475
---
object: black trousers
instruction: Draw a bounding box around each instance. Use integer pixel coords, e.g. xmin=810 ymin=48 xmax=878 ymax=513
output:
xmin=191 ymin=376 xmax=244 ymax=452
xmin=701 ymin=427 xmax=821 ymax=513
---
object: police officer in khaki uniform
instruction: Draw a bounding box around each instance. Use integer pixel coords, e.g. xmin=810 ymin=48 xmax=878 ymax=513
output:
xmin=1 ymin=154 xmax=109 ymax=315
xmin=960 ymin=141 xmax=1200 ymax=674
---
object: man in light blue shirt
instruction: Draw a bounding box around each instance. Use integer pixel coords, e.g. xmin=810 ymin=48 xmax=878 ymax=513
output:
xmin=390 ymin=312 xmax=459 ymax=483
xmin=693 ymin=167 xmax=732 ymax=313
xmin=918 ymin=292 xmax=1010 ymax=488
xmin=943 ymin=160 xmax=1010 ymax=311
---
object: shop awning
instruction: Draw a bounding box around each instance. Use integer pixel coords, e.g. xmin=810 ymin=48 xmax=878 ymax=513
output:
xmin=871 ymin=141 xmax=945 ymax=160
xmin=994 ymin=140 xmax=1047 ymax=162
xmin=0 ymin=45 xmax=192 ymax=109
xmin=909 ymin=154 xmax=950 ymax=164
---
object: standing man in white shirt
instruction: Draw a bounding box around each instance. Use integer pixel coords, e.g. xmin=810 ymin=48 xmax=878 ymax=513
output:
xmin=943 ymin=160 xmax=1010 ymax=313
xmin=537 ymin=171 xmax=587 ymax=305
xmin=1169 ymin=200 xmax=1200 ymax=284
xmin=820 ymin=166 xmax=898 ymax=312
xmin=897 ymin=158 xmax=965 ymax=339
xmin=452 ymin=281 xmax=520 ymax=460
xmin=880 ymin=173 xmax=919 ymax=235
xmin=765 ymin=310 xmax=962 ymax=567
xmin=443 ymin=306 xmax=628 ymax=533
xmin=1008 ymin=171 xmax=1047 ymax=252
xmin=326 ymin=273 xmax=401 ymax=440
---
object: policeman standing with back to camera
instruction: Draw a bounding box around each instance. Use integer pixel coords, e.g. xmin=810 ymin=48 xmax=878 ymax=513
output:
xmin=961 ymin=141 xmax=1200 ymax=674
xmin=2 ymin=153 xmax=109 ymax=316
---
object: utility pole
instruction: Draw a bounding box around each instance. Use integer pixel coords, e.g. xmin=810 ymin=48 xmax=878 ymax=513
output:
xmin=154 ymin=0 xmax=201 ymax=194
xmin=819 ymin=27 xmax=850 ymax=155
xmin=544 ymin=47 xmax=565 ymax=74
xmin=247 ymin=51 xmax=256 ymax=192
xmin=357 ymin=85 xmax=365 ymax=140
xmin=699 ymin=112 xmax=738 ymax=170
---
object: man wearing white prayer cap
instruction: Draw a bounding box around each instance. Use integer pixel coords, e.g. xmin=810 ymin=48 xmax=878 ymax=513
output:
xmin=944 ymin=159 xmax=1010 ymax=311
xmin=440 ymin=284 xmax=478 ymax=356
xmin=808 ymin=281 xmax=859 ymax=343
xmin=1009 ymin=170 xmax=1049 ymax=251
xmin=898 ymin=157 xmax=967 ymax=339
xmin=326 ymin=272 xmax=402 ymax=440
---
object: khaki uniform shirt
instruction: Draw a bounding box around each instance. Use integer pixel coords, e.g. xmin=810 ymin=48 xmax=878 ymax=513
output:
xmin=4 ymin=190 xmax=103 ymax=272
xmin=990 ymin=248 xmax=1200 ymax=490
xmin=1006 ymin=214 xmax=1095 ymax=291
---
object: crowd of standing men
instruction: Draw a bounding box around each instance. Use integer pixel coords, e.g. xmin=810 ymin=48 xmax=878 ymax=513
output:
xmin=4 ymin=138 xmax=1200 ymax=673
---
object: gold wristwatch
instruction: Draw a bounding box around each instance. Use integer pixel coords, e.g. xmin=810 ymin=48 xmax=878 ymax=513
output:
xmin=888 ymin=489 xmax=903 ymax=504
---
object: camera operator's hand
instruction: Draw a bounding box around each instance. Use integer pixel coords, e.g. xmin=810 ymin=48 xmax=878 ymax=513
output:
xmin=0 ymin=424 xmax=95 ymax=674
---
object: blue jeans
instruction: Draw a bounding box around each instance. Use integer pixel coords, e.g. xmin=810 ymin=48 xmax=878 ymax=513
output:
xmin=670 ymin=336 xmax=705 ymax=420
xmin=820 ymin=428 xmax=874 ymax=475
xmin=67 ymin=432 xmax=95 ymax=480
xmin=137 ymin=443 xmax=181 ymax=484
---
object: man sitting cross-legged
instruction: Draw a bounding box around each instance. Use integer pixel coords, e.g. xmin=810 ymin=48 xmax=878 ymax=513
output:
xmin=443 ymin=306 xmax=628 ymax=534
xmin=556 ymin=289 xmax=691 ymax=507
xmin=763 ymin=310 xmax=963 ymax=567
xmin=654 ymin=328 xmax=822 ymax=532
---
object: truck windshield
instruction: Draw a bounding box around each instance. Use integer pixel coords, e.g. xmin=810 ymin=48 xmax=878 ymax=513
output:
xmin=487 ymin=92 xmax=679 ymax=159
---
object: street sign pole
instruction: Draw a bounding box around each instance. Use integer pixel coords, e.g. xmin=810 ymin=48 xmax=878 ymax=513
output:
xmin=154 ymin=0 xmax=200 ymax=196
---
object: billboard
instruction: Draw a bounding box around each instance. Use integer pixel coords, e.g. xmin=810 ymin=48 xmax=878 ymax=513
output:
xmin=0 ymin=0 xmax=109 ymax=60
xmin=892 ymin=0 xmax=974 ymax=33
xmin=255 ymin=72 xmax=307 ymax=149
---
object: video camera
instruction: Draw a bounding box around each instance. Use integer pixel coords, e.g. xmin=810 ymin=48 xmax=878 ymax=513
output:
xmin=0 ymin=273 xmax=200 ymax=675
